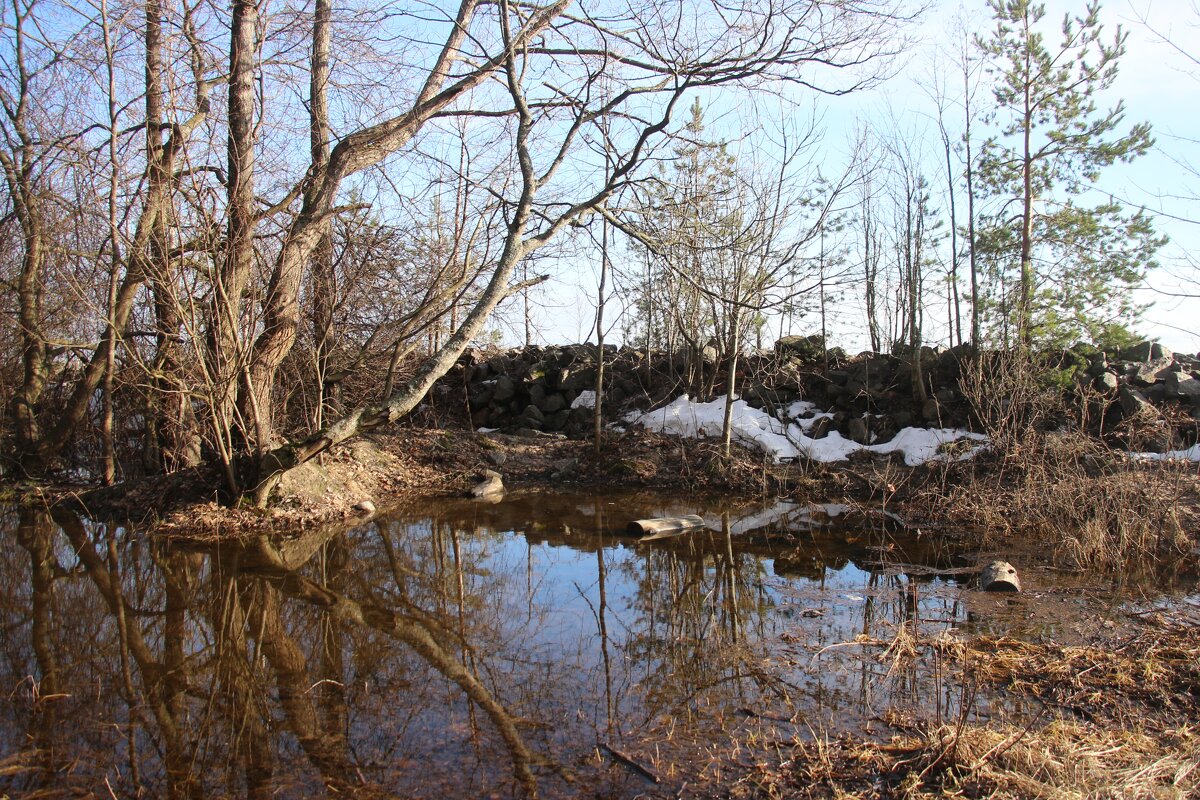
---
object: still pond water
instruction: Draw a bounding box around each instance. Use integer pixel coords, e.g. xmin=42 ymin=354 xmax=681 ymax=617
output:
xmin=0 ymin=491 xmax=1194 ymax=798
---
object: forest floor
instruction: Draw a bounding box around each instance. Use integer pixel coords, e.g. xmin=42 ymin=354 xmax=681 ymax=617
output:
xmin=43 ymin=422 xmax=1200 ymax=554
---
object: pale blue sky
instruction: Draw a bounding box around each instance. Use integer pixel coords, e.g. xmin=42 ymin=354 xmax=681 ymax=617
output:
xmin=517 ymin=0 xmax=1200 ymax=354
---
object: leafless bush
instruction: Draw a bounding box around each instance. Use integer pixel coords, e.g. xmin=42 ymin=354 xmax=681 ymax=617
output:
xmin=940 ymin=352 xmax=1196 ymax=569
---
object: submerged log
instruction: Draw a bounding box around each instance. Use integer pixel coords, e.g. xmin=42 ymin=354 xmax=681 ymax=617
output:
xmin=628 ymin=515 xmax=705 ymax=541
xmin=980 ymin=560 xmax=1021 ymax=592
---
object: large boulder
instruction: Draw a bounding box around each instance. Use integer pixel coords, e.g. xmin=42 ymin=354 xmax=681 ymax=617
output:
xmin=847 ymin=416 xmax=870 ymax=445
xmin=1164 ymin=371 xmax=1200 ymax=401
xmin=492 ymin=375 xmax=516 ymax=402
xmin=541 ymin=393 xmax=567 ymax=414
xmin=1120 ymin=340 xmax=1172 ymax=363
xmin=1118 ymin=385 xmax=1154 ymax=417
xmin=775 ymin=334 xmax=826 ymax=362
xmin=1131 ymin=357 xmax=1178 ymax=386
xmin=1093 ymin=371 xmax=1120 ymax=394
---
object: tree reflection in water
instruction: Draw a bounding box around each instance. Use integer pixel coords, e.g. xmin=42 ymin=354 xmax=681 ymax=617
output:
xmin=0 ymin=492 xmax=1022 ymax=798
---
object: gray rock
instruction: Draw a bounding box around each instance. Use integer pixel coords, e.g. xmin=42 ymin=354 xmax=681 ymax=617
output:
xmin=528 ymin=382 xmax=546 ymax=407
xmin=1165 ymin=371 xmax=1200 ymax=400
xmin=847 ymin=416 xmax=870 ymax=445
xmin=519 ymin=403 xmax=545 ymax=425
xmin=470 ymin=469 xmax=505 ymax=499
xmin=775 ymin=334 xmax=826 ymax=361
xmin=921 ymin=397 xmax=941 ymax=423
xmin=352 ymin=500 xmax=376 ymax=515
xmin=1118 ymin=385 xmax=1153 ymax=417
xmin=1133 ymin=357 xmax=1178 ymax=386
xmin=1120 ymin=340 xmax=1172 ymax=363
xmin=743 ymin=383 xmax=787 ymax=408
xmin=468 ymin=388 xmax=492 ymax=410
xmin=541 ymin=393 xmax=567 ymax=414
xmin=1094 ymin=371 xmax=1120 ymax=393
xmin=485 ymin=450 xmax=508 ymax=466
xmin=542 ymin=409 xmax=570 ymax=432
xmin=493 ymin=375 xmax=516 ymax=402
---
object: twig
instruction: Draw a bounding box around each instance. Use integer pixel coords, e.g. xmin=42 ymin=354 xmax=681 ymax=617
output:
xmin=599 ymin=743 xmax=659 ymax=784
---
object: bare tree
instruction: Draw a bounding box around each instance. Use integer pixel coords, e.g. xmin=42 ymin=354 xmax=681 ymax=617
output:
xmin=247 ymin=0 xmax=909 ymax=501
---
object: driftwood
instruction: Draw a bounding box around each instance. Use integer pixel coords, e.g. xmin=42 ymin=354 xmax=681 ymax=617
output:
xmin=980 ymin=560 xmax=1021 ymax=592
xmin=628 ymin=515 xmax=705 ymax=541
xmin=599 ymin=744 xmax=659 ymax=783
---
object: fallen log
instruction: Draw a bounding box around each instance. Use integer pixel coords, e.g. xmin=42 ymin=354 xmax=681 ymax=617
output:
xmin=628 ymin=515 xmax=705 ymax=541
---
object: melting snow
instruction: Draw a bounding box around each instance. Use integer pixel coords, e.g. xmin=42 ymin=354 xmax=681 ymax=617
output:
xmin=571 ymin=390 xmax=597 ymax=410
xmin=625 ymin=394 xmax=988 ymax=466
xmin=1134 ymin=444 xmax=1200 ymax=462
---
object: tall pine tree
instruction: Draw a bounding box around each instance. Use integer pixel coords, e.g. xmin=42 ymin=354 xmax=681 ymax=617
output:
xmin=976 ymin=0 xmax=1163 ymax=348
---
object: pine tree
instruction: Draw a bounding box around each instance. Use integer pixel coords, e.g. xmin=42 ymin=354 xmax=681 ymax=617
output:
xmin=976 ymin=0 xmax=1163 ymax=348
xmin=630 ymin=98 xmax=741 ymax=396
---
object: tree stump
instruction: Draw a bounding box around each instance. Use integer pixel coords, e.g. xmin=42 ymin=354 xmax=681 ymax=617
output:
xmin=980 ymin=560 xmax=1021 ymax=592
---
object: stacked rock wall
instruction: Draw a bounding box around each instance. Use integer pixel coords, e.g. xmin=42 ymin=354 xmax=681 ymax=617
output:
xmin=440 ymin=336 xmax=1200 ymax=452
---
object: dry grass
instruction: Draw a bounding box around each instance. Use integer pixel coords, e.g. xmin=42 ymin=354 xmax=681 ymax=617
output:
xmin=914 ymin=351 xmax=1200 ymax=569
xmin=698 ymin=626 xmax=1200 ymax=800
xmin=923 ymin=447 xmax=1197 ymax=569
xmin=835 ymin=720 xmax=1199 ymax=799
xmin=724 ymin=723 xmax=1199 ymax=799
xmin=940 ymin=632 xmax=1200 ymax=726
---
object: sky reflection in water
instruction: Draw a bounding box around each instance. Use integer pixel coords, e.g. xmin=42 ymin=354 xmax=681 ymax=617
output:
xmin=0 ymin=491 xmax=1185 ymax=798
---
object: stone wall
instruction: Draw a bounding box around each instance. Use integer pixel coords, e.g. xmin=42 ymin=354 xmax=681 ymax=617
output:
xmin=440 ymin=336 xmax=1200 ymax=451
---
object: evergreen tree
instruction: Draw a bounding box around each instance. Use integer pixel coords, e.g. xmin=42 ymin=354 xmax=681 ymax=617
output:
xmin=628 ymin=98 xmax=742 ymax=395
xmin=975 ymin=0 xmax=1163 ymax=348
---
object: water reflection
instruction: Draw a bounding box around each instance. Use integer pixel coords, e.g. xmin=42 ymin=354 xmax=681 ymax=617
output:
xmin=0 ymin=492 xmax=1185 ymax=798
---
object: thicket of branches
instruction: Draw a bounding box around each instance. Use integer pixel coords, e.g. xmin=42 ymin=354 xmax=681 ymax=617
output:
xmin=0 ymin=0 xmax=1173 ymax=496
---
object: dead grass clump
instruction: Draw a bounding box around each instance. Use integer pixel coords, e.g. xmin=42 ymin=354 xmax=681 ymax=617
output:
xmin=883 ymin=720 xmax=1200 ymax=799
xmin=942 ymin=350 xmax=1200 ymax=569
xmin=921 ymin=441 xmax=1195 ymax=569
xmin=735 ymin=721 xmax=1198 ymax=799
xmin=942 ymin=632 xmax=1200 ymax=725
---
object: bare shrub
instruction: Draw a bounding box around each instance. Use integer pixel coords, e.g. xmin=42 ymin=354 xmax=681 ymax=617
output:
xmin=940 ymin=352 xmax=1196 ymax=569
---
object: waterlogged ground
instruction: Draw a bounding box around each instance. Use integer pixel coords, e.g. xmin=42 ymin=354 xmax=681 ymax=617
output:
xmin=0 ymin=492 xmax=1196 ymax=798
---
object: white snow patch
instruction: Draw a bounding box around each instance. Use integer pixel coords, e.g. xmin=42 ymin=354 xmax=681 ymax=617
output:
xmin=1133 ymin=444 xmax=1200 ymax=462
xmin=786 ymin=400 xmax=819 ymax=418
xmin=868 ymin=426 xmax=990 ymax=467
xmin=625 ymin=394 xmax=989 ymax=466
xmin=571 ymin=390 xmax=597 ymax=410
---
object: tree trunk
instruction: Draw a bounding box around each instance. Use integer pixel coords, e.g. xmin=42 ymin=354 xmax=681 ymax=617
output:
xmin=593 ymin=212 xmax=609 ymax=458
xmin=1017 ymin=13 xmax=1035 ymax=349
xmin=218 ymin=0 xmax=261 ymax=466
xmin=720 ymin=309 xmax=742 ymax=458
